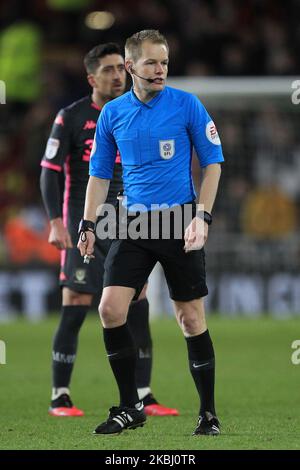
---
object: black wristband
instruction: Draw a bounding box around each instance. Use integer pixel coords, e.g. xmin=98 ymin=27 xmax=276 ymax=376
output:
xmin=196 ymin=210 xmax=212 ymax=225
xmin=78 ymin=219 xmax=96 ymax=234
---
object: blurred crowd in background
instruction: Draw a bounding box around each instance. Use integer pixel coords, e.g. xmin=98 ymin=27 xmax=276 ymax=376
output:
xmin=0 ymin=0 xmax=299 ymax=273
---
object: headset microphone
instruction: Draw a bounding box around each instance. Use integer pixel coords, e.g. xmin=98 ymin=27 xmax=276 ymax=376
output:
xmin=130 ymin=67 xmax=156 ymax=83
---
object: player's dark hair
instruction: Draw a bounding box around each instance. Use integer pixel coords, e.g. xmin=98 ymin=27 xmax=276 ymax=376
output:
xmin=84 ymin=43 xmax=123 ymax=73
xmin=125 ymin=30 xmax=169 ymax=62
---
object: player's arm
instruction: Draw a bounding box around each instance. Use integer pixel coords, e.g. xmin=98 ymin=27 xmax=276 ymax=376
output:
xmin=184 ymin=95 xmax=224 ymax=251
xmin=77 ymin=176 xmax=110 ymax=258
xmin=77 ymin=105 xmax=117 ymax=258
xmin=83 ymin=176 xmax=110 ymax=222
xmin=40 ymin=168 xmax=72 ymax=249
xmin=198 ymin=163 xmax=221 ymax=214
xmin=40 ymin=109 xmax=73 ymax=250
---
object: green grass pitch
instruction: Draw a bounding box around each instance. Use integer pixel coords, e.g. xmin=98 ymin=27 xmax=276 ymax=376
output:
xmin=0 ymin=315 xmax=300 ymax=450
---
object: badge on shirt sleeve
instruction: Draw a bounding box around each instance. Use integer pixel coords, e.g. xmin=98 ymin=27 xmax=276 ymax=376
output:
xmin=45 ymin=138 xmax=60 ymax=159
xmin=206 ymin=121 xmax=221 ymax=145
xmin=159 ymin=140 xmax=175 ymax=159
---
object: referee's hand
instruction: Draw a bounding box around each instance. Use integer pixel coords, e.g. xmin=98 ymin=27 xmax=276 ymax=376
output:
xmin=49 ymin=217 xmax=73 ymax=250
xmin=77 ymin=230 xmax=95 ymax=259
xmin=184 ymin=217 xmax=208 ymax=252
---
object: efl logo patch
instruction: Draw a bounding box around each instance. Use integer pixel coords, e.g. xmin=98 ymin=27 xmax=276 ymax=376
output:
xmin=206 ymin=121 xmax=221 ymax=145
xmin=159 ymin=140 xmax=175 ymax=159
xmin=45 ymin=138 xmax=60 ymax=159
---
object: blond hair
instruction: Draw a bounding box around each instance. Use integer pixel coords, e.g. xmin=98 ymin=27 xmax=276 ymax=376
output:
xmin=125 ymin=30 xmax=169 ymax=62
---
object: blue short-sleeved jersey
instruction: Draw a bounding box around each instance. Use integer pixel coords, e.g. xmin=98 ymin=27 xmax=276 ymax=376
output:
xmin=90 ymin=86 xmax=224 ymax=211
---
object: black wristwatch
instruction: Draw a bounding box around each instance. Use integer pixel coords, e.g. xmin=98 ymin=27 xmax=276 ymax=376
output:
xmin=78 ymin=219 xmax=96 ymax=234
xmin=196 ymin=210 xmax=213 ymax=225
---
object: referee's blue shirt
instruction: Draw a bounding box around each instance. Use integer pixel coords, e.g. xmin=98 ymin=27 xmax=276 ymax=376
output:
xmin=90 ymin=86 xmax=224 ymax=211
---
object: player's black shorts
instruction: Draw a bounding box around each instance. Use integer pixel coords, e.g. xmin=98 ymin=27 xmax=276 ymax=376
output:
xmin=60 ymin=205 xmax=112 ymax=294
xmin=103 ymin=202 xmax=208 ymax=302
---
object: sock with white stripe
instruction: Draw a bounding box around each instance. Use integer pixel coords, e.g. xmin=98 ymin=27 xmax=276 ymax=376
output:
xmin=186 ymin=329 xmax=216 ymax=416
xmin=51 ymin=387 xmax=70 ymax=401
xmin=103 ymin=323 xmax=139 ymax=408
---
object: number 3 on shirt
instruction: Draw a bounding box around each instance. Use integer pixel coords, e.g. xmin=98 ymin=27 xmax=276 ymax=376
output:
xmin=82 ymin=139 xmax=94 ymax=162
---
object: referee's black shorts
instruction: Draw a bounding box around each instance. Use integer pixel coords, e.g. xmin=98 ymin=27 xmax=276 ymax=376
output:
xmin=103 ymin=204 xmax=208 ymax=302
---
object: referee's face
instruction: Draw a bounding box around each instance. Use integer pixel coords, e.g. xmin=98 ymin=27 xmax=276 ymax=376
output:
xmin=133 ymin=41 xmax=169 ymax=94
xmin=89 ymin=54 xmax=126 ymax=99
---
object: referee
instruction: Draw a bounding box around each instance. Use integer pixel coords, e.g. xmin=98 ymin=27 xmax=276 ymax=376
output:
xmin=40 ymin=43 xmax=177 ymax=418
xmin=78 ymin=30 xmax=224 ymax=436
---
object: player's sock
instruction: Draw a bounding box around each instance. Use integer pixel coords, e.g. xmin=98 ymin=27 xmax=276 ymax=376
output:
xmin=52 ymin=305 xmax=88 ymax=390
xmin=103 ymin=323 xmax=139 ymax=407
xmin=127 ymin=298 xmax=153 ymax=392
xmin=142 ymin=392 xmax=159 ymax=406
xmin=137 ymin=387 xmax=152 ymax=401
xmin=51 ymin=387 xmax=70 ymax=401
xmin=186 ymin=329 xmax=216 ymax=416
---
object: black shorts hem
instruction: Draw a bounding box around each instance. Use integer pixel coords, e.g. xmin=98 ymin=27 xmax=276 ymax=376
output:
xmin=170 ymin=287 xmax=208 ymax=302
xmin=102 ymin=281 xmax=144 ymax=301
xmin=59 ymin=280 xmax=98 ymax=295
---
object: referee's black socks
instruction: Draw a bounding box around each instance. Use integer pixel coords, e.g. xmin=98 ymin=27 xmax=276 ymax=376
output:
xmin=52 ymin=305 xmax=88 ymax=395
xmin=186 ymin=329 xmax=216 ymax=416
xmin=127 ymin=298 xmax=153 ymax=397
xmin=103 ymin=322 xmax=140 ymax=408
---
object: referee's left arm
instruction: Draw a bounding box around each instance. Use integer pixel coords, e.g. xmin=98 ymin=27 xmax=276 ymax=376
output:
xmin=184 ymin=95 xmax=224 ymax=251
xmin=184 ymin=162 xmax=221 ymax=252
xmin=197 ymin=163 xmax=221 ymax=214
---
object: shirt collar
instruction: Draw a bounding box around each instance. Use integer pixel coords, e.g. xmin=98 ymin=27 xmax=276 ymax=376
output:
xmin=130 ymin=87 xmax=166 ymax=108
xmin=90 ymin=96 xmax=102 ymax=111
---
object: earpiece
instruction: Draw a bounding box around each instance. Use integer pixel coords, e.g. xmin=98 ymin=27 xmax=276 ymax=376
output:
xmin=128 ymin=68 xmax=155 ymax=83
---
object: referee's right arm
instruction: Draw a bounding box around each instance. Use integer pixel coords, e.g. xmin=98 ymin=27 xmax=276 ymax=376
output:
xmin=83 ymin=176 xmax=110 ymax=224
xmin=77 ymin=176 xmax=110 ymax=258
